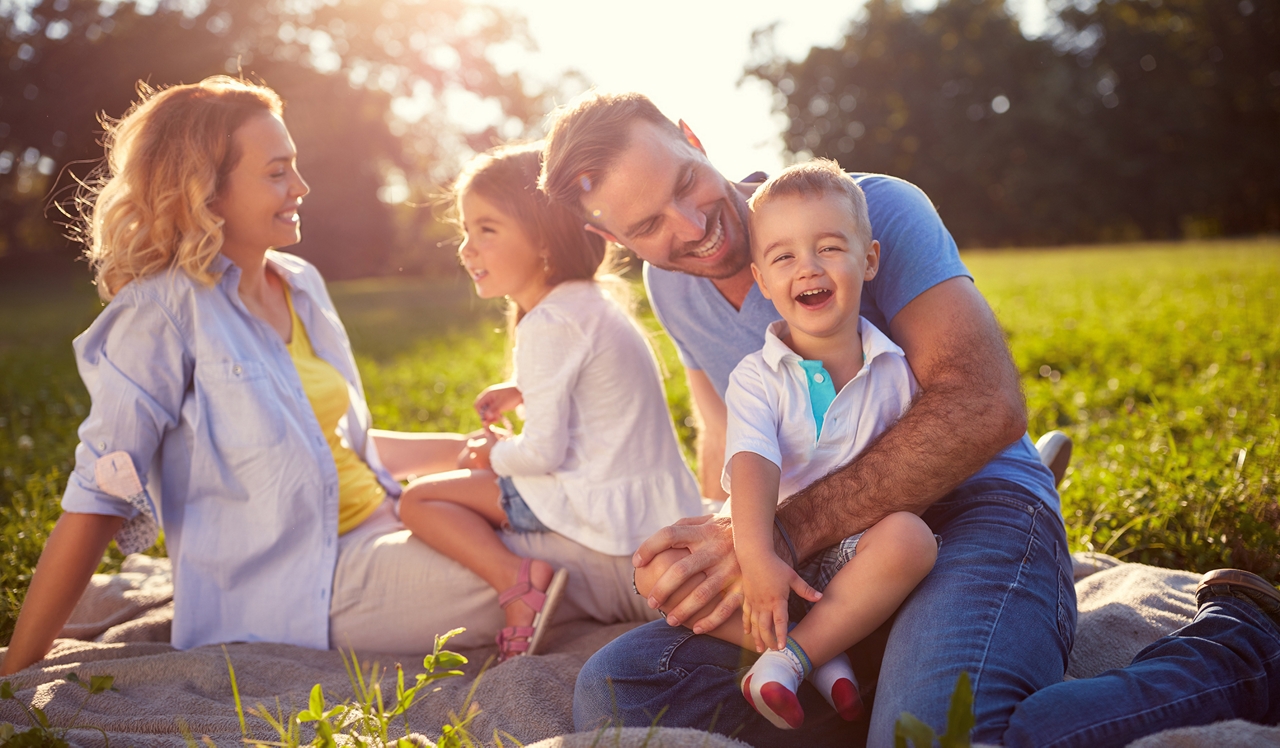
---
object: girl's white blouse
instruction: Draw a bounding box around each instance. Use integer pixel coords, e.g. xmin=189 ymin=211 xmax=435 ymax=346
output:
xmin=489 ymin=280 xmax=702 ymax=556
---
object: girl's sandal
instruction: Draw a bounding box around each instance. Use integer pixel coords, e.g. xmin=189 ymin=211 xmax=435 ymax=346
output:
xmin=495 ymin=558 xmax=569 ymax=662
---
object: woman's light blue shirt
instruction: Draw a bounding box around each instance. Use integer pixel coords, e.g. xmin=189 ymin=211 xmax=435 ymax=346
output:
xmin=61 ymin=251 xmax=401 ymax=651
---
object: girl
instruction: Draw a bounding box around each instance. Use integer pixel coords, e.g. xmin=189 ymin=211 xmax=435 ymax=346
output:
xmin=397 ymin=143 xmax=702 ymax=662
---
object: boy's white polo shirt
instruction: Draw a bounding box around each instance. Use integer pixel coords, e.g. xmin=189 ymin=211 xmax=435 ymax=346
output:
xmin=721 ymin=317 xmax=919 ymax=504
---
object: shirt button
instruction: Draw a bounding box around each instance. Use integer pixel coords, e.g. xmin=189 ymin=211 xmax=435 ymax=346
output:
xmin=96 ymin=441 xmax=107 ymax=450
xmin=814 ymin=373 xmax=825 ymax=383
xmin=232 ymin=364 xmax=243 ymax=376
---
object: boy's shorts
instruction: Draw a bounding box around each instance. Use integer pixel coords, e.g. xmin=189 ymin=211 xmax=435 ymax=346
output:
xmin=788 ymin=532 xmax=863 ymax=620
xmin=497 ymin=476 xmax=552 ymax=534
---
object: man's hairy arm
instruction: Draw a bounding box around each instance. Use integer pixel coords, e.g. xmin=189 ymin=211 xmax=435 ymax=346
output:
xmin=686 ymin=368 xmax=729 ymax=501
xmin=636 ymin=277 xmax=1026 ymax=630
xmin=777 ymin=276 xmax=1028 ymax=560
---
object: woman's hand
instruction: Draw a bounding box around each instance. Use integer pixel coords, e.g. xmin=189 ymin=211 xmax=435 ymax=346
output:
xmin=457 ymin=426 xmax=504 ymax=470
xmin=1 ymin=513 xmax=123 ymax=675
xmin=474 ymin=383 xmax=523 ymax=427
xmin=740 ymin=552 xmax=821 ymax=652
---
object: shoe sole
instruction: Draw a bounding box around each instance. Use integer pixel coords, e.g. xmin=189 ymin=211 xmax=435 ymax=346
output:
xmin=1196 ymin=569 xmax=1280 ymax=626
xmin=526 ymin=568 xmax=570 ymax=657
xmin=1035 ymin=431 xmax=1072 ymax=489
xmin=742 ymin=674 xmax=805 ymax=729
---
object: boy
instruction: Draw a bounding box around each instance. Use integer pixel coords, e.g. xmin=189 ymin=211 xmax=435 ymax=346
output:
xmin=635 ymin=159 xmax=939 ymax=729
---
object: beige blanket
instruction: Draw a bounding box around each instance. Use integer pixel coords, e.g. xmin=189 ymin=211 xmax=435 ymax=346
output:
xmin=1 ymin=553 xmax=1275 ymax=747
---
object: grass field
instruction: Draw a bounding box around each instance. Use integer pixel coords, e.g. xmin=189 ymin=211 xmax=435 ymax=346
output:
xmin=1 ymin=240 xmax=1277 ymax=646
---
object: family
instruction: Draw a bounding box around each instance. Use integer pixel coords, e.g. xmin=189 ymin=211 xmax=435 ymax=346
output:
xmin=1 ymin=77 xmax=1277 ymax=748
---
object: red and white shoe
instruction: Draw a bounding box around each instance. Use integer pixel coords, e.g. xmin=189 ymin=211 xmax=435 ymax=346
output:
xmin=810 ymin=653 xmax=863 ymax=721
xmin=742 ymin=649 xmax=806 ymax=729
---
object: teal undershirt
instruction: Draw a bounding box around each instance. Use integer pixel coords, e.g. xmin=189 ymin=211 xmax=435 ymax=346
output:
xmin=797 ymin=360 xmax=838 ymax=440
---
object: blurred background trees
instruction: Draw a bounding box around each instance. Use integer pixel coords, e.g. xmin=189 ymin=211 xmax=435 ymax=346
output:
xmin=0 ymin=0 xmax=575 ymax=278
xmin=1 ymin=0 xmax=1277 ymax=277
xmin=746 ymin=0 xmax=1279 ymax=247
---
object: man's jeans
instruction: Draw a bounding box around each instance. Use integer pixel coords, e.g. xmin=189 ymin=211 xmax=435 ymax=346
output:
xmin=574 ymin=478 xmax=1277 ymax=746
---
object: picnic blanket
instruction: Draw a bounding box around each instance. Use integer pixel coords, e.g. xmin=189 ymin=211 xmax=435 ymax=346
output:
xmin=1 ymin=552 xmax=1277 ymax=747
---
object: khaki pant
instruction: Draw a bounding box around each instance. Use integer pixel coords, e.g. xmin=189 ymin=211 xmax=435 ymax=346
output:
xmin=329 ymin=501 xmax=658 ymax=654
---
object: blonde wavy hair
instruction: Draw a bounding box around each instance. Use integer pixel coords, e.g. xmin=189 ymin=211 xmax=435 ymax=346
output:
xmin=74 ymin=76 xmax=283 ymax=301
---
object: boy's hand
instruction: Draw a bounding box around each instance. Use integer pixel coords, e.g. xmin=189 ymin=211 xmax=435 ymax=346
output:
xmin=740 ymin=552 xmax=821 ymax=652
xmin=474 ymin=383 xmax=522 ymax=426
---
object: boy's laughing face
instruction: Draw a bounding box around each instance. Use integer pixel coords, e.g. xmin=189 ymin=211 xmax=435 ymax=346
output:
xmin=749 ymin=192 xmax=880 ymax=348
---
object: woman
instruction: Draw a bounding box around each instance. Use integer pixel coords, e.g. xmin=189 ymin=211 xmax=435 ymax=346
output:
xmin=1 ymin=77 xmax=655 ymax=675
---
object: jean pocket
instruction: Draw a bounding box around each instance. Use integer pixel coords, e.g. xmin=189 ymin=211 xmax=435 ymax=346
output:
xmin=199 ymin=360 xmax=286 ymax=449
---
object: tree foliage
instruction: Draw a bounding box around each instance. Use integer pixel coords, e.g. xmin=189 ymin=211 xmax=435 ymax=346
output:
xmin=0 ymin=0 xmax=559 ymax=278
xmin=745 ymin=0 xmax=1280 ymax=247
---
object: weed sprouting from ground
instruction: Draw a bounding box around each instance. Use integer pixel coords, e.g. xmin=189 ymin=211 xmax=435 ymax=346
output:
xmin=218 ymin=628 xmax=489 ymax=747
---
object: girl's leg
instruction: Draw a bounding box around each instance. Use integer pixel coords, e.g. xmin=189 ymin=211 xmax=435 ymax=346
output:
xmin=398 ymin=469 xmax=553 ymax=631
xmin=790 ymin=511 xmax=938 ymax=667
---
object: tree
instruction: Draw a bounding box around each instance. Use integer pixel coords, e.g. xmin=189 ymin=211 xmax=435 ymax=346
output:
xmin=0 ymin=0 xmax=553 ymax=278
xmin=1054 ymin=0 xmax=1280 ymax=239
xmin=745 ymin=0 xmax=1280 ymax=246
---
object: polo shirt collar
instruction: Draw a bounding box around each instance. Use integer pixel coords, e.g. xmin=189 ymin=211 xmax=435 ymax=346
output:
xmin=761 ymin=320 xmax=799 ymax=371
xmin=760 ymin=317 xmax=906 ymax=372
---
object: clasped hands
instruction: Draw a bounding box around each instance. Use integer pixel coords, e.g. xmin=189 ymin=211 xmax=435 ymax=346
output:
xmin=632 ymin=514 xmax=819 ymax=650
xmin=456 ymin=382 xmax=522 ymax=470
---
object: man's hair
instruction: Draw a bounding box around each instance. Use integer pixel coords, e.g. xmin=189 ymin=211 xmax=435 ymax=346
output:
xmin=540 ymin=90 xmax=683 ymax=216
xmin=747 ymin=158 xmax=872 ymax=246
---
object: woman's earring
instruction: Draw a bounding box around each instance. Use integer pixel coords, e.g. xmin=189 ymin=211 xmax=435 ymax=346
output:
xmin=542 ymin=255 xmax=551 ymax=273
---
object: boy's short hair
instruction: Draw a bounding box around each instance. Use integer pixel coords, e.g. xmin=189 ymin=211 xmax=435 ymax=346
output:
xmin=540 ymin=90 xmax=683 ymax=217
xmin=747 ymin=159 xmax=872 ymax=248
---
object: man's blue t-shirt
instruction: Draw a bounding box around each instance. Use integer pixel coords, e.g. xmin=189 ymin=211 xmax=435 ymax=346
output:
xmin=644 ymin=172 xmax=1059 ymax=512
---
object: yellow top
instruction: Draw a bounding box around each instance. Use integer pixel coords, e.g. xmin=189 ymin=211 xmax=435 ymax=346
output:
xmin=285 ymin=288 xmax=385 ymax=535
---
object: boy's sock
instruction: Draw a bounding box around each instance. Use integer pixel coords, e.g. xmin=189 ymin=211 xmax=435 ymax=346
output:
xmin=741 ymin=637 xmax=812 ymax=730
xmin=808 ymin=652 xmax=863 ymax=721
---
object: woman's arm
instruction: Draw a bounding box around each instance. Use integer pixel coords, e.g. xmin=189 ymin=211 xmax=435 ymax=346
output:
xmin=368 ymin=429 xmax=469 ymax=480
xmin=1 ymin=513 xmax=124 ymax=675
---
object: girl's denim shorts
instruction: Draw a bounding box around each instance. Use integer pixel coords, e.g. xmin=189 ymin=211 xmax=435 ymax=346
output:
xmin=497 ymin=476 xmax=552 ymax=534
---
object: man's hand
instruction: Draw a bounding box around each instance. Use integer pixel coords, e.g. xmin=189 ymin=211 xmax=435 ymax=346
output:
xmin=740 ymin=552 xmax=820 ymax=652
xmin=632 ymin=514 xmax=744 ymax=634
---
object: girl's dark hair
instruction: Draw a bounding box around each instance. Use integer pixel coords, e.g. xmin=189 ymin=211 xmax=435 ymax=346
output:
xmin=450 ymin=141 xmax=608 ymax=285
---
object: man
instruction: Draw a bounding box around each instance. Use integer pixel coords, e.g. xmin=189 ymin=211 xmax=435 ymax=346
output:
xmin=539 ymin=90 xmax=1280 ymax=747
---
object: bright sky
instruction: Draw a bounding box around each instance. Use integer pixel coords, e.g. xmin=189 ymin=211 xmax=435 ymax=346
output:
xmin=483 ymin=0 xmax=1051 ymax=178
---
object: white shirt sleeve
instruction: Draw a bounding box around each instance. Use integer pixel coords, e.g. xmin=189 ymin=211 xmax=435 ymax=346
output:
xmin=721 ymin=356 xmax=783 ymax=495
xmin=490 ymin=309 xmax=590 ymax=477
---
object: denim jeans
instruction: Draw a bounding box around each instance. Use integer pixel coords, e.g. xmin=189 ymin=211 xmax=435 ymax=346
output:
xmin=497 ymin=476 xmax=552 ymax=533
xmin=574 ymin=478 xmax=1077 ymax=747
xmin=575 ymin=477 xmax=1280 ymax=746
xmin=1004 ymin=593 xmax=1280 ymax=747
